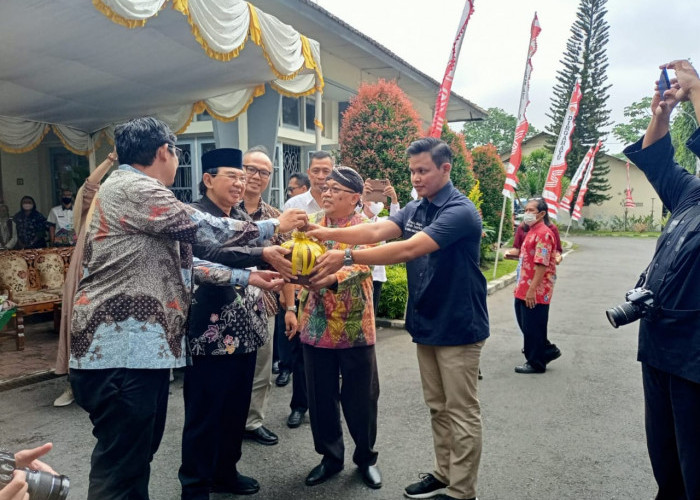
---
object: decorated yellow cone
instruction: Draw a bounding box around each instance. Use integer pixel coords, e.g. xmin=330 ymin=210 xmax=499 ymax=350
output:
xmin=281 ymin=231 xmax=326 ymax=284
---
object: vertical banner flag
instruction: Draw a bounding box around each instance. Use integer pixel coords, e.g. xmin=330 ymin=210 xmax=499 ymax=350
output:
xmin=624 ymin=161 xmax=636 ymax=208
xmin=559 ymin=140 xmax=601 ymax=211
xmin=572 ymin=156 xmax=595 ymax=221
xmin=428 ymin=0 xmax=475 ymax=138
xmin=503 ymin=13 xmax=542 ymax=197
xmin=542 ymin=80 xmax=583 ymax=219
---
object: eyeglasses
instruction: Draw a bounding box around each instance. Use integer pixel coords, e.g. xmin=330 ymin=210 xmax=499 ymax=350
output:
xmin=168 ymin=145 xmax=183 ymax=160
xmin=286 ymin=184 xmax=302 ymax=193
xmin=321 ymin=185 xmax=356 ymax=196
xmin=209 ymin=172 xmax=247 ymax=183
xmin=244 ymin=165 xmax=271 ymax=179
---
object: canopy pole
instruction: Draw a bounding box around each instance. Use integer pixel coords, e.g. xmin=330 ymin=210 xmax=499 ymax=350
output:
xmin=493 ymin=195 xmax=508 ymax=279
xmin=314 ymin=89 xmax=322 ymax=150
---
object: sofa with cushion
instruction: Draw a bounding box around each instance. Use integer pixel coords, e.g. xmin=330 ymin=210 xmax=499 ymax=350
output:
xmin=0 ymin=247 xmax=73 ymax=350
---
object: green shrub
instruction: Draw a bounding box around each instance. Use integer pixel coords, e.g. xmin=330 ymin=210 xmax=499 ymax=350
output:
xmin=377 ymin=264 xmax=408 ymax=319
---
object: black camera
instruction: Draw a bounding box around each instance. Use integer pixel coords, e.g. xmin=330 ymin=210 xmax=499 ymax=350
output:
xmin=0 ymin=451 xmax=69 ymax=500
xmin=606 ymin=287 xmax=656 ymax=328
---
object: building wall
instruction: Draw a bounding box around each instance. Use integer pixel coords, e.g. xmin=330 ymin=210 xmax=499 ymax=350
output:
xmin=1 ymin=146 xmax=52 ymax=216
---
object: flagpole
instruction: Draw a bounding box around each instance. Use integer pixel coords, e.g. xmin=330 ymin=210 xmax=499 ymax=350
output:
xmin=493 ymin=195 xmax=508 ymax=278
xmin=493 ymin=12 xmax=541 ymax=278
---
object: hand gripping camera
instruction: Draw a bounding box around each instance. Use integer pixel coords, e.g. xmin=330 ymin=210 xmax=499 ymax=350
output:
xmin=0 ymin=451 xmax=69 ymax=500
xmin=606 ymin=287 xmax=656 ymax=328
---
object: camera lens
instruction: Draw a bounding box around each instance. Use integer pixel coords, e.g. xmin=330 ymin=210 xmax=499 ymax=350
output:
xmin=606 ymin=302 xmax=641 ymax=328
xmin=23 ymin=469 xmax=70 ymax=500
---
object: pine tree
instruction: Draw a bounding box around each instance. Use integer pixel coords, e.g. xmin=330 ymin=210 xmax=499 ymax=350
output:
xmin=546 ymin=0 xmax=612 ymax=205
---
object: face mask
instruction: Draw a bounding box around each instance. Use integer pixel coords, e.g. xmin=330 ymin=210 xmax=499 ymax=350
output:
xmin=368 ymin=202 xmax=384 ymax=217
xmin=22 ymin=204 xmax=33 ymax=211
xmin=62 ymin=197 xmax=72 ymax=204
xmin=522 ymin=213 xmax=538 ymax=226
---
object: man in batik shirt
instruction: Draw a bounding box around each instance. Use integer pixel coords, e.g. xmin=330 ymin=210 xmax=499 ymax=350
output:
xmin=284 ymin=166 xmax=382 ymax=491
xmin=69 ymin=118 xmax=307 ymax=500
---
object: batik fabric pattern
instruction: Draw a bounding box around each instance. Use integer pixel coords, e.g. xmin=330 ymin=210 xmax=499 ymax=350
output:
xmin=514 ymin=222 xmax=557 ymax=304
xmin=70 ymin=165 xmax=275 ymax=370
xmin=298 ymin=211 xmax=376 ymax=349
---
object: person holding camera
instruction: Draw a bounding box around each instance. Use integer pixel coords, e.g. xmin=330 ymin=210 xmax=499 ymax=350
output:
xmin=621 ymin=59 xmax=700 ymax=499
xmin=0 ymin=443 xmax=64 ymax=500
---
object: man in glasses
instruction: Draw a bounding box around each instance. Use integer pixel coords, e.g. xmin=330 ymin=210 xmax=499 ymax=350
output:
xmin=69 ymin=119 xmax=308 ymax=500
xmin=286 ymin=173 xmax=310 ymax=201
xmin=284 ymin=166 xmax=382 ymax=490
xmin=238 ymin=146 xmax=286 ymax=447
xmin=179 ymin=147 xmax=303 ymax=499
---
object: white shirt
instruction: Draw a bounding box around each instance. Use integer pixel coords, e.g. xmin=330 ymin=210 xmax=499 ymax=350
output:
xmin=369 ymin=202 xmax=400 ymax=282
xmin=47 ymin=205 xmax=74 ymax=233
xmin=283 ymin=190 xmax=322 ymax=215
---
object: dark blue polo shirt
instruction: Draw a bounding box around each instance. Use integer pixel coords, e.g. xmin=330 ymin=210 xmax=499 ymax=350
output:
xmin=389 ymin=181 xmax=490 ymax=346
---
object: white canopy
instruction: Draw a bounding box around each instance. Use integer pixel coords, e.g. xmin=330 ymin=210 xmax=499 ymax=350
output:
xmin=0 ymin=0 xmax=323 ymax=155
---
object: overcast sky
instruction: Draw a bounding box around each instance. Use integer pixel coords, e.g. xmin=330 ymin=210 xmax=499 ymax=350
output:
xmin=314 ymin=0 xmax=697 ymax=153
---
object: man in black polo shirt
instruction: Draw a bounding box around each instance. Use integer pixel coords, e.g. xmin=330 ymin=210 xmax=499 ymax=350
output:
xmin=622 ymin=59 xmax=700 ymax=500
xmin=308 ymin=137 xmax=489 ymax=500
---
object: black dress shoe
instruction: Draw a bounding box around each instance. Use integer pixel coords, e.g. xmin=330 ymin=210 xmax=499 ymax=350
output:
xmin=275 ymin=370 xmax=291 ymax=387
xmin=358 ymin=465 xmax=382 ymax=489
xmin=211 ymin=472 xmax=260 ymax=495
xmin=305 ymin=462 xmax=343 ymax=486
xmin=514 ymin=362 xmax=545 ymax=374
xmin=272 ymin=360 xmax=280 ymax=374
xmin=545 ymin=346 xmax=562 ymax=364
xmin=287 ymin=408 xmax=305 ymax=428
xmin=243 ymin=425 xmax=279 ymax=445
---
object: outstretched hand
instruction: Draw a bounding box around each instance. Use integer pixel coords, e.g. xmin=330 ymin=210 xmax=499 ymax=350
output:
xmin=249 ymin=270 xmax=284 ymax=292
xmin=312 ymin=250 xmax=345 ymax=281
xmin=262 ymin=246 xmax=294 ymax=281
xmin=0 ymin=471 xmax=28 ymax=500
xmin=14 ymin=443 xmax=56 ymax=474
xmin=277 ymin=209 xmax=308 ymax=233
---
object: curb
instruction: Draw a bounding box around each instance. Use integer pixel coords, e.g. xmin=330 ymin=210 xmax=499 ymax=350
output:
xmin=0 ymin=369 xmax=60 ymax=393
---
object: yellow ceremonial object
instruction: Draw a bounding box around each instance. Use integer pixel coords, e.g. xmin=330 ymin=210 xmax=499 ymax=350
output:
xmin=281 ymin=231 xmax=326 ymax=281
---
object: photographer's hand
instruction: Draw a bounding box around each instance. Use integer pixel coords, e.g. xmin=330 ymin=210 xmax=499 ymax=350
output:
xmin=14 ymin=443 xmax=56 ymax=474
xmin=0 ymin=471 xmax=28 ymax=500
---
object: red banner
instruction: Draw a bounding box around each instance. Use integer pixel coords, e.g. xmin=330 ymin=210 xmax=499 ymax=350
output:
xmin=542 ymin=80 xmax=582 ymax=220
xmin=503 ymin=13 xmax=541 ymax=198
xmin=572 ymin=155 xmax=595 ymax=222
xmin=624 ymin=161 xmax=636 ymax=208
xmin=559 ymin=140 xmax=601 ymax=211
xmin=428 ymin=0 xmax=475 ymax=138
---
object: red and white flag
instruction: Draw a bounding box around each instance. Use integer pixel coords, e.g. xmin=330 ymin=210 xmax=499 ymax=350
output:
xmin=572 ymin=155 xmax=595 ymax=222
xmin=542 ymin=80 xmax=583 ymax=220
xmin=428 ymin=0 xmax=475 ymax=138
xmin=559 ymin=140 xmax=601 ymax=212
xmin=503 ymin=13 xmax=541 ymax=198
xmin=624 ymin=161 xmax=636 ymax=208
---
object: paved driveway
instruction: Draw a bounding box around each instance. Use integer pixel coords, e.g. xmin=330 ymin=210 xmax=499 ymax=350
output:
xmin=0 ymin=236 xmax=660 ymax=499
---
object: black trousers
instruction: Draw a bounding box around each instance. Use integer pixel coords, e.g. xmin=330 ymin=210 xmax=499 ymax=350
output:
xmin=372 ymin=280 xmax=383 ymax=317
xmin=71 ymin=368 xmax=170 ymax=500
xmin=514 ymin=298 xmax=549 ymax=371
xmin=642 ymin=363 xmax=700 ymax=500
xmin=303 ymin=344 xmax=379 ymax=468
xmin=179 ymin=352 xmax=257 ymax=500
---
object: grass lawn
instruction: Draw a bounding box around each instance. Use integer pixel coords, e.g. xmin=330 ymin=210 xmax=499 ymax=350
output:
xmin=481 ymin=258 xmax=518 ymax=281
xmin=567 ymin=230 xmax=661 ymax=238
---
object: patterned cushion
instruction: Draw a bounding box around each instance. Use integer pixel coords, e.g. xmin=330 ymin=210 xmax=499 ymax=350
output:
xmin=0 ymin=254 xmax=29 ymax=293
xmin=36 ymin=253 xmax=65 ymax=290
xmin=13 ymin=290 xmax=61 ymax=306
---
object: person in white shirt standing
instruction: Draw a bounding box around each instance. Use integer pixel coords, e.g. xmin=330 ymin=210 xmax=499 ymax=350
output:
xmin=280 ymin=150 xmax=333 ymax=429
xmin=47 ymin=189 xmax=76 ymax=247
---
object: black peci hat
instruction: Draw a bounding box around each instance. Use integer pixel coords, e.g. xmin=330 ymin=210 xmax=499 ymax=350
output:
xmin=201 ymin=148 xmax=243 ymax=172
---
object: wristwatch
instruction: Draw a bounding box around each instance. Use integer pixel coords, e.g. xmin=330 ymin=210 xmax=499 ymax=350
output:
xmin=343 ymin=248 xmax=354 ymax=266
xmin=286 ymin=305 xmax=297 ymax=313
xmin=269 ymin=218 xmax=281 ymax=234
